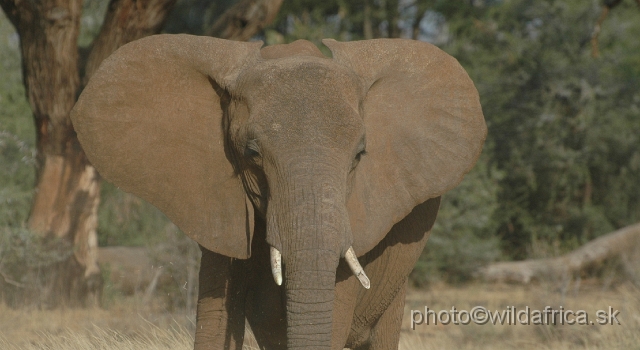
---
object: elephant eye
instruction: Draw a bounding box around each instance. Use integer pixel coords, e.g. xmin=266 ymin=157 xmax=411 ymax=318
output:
xmin=245 ymin=139 xmax=261 ymax=158
xmin=351 ymin=149 xmax=367 ymax=171
xmin=354 ymin=139 xmax=366 ymax=161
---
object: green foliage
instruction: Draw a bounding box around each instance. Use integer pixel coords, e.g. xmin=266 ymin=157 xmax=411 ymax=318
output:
xmin=411 ymin=154 xmax=503 ymax=285
xmin=2 ymin=7 xmax=170 ymax=248
xmin=445 ymin=0 xmax=640 ymax=259
xmin=98 ymin=182 xmax=171 ymax=247
xmin=164 ymin=0 xmax=236 ymax=35
xmin=269 ymin=0 xmax=640 ymax=281
xmin=0 ymin=12 xmax=33 ymax=143
xmin=0 ymin=12 xmax=35 ymax=231
xmin=0 ymin=12 xmax=67 ymax=307
xmin=0 ymin=132 xmax=35 ymax=228
xmin=148 ymin=226 xmax=200 ymax=311
xmin=78 ymin=0 xmax=109 ymax=47
xmin=1 ymin=0 xmax=639 ymax=290
xmin=0 ymin=227 xmax=73 ymax=272
xmin=0 ymin=226 xmax=74 ymax=307
xmin=278 ymin=0 xmax=386 ymax=42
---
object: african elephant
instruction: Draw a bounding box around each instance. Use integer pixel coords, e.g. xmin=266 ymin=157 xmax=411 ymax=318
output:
xmin=71 ymin=35 xmax=486 ymax=349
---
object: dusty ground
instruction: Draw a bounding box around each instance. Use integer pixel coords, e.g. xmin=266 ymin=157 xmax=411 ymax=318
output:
xmin=1 ymin=280 xmax=638 ymax=349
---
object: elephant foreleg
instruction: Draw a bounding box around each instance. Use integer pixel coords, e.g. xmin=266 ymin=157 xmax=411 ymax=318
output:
xmin=194 ymin=246 xmax=248 ymax=350
xmin=354 ymin=280 xmax=407 ymax=350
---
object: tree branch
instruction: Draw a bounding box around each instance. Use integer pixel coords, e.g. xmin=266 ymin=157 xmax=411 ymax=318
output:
xmin=0 ymin=269 xmax=27 ymax=288
xmin=591 ymin=0 xmax=624 ymax=58
xmin=364 ymin=0 xmax=373 ymax=40
xmin=0 ymin=0 xmax=24 ymax=29
xmin=206 ymin=0 xmax=284 ymax=41
xmin=82 ymin=0 xmax=176 ymax=84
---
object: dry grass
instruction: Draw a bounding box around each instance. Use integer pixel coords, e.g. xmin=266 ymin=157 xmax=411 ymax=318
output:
xmin=1 ymin=280 xmax=638 ymax=349
xmin=0 ymin=297 xmax=195 ymax=350
xmin=402 ymin=280 xmax=640 ymax=350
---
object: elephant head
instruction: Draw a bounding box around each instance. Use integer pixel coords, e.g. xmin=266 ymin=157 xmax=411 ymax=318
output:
xmin=71 ymin=35 xmax=485 ymax=349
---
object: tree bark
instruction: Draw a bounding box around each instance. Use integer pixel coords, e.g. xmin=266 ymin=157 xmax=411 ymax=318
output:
xmin=83 ymin=0 xmax=177 ymax=84
xmin=206 ymin=0 xmax=284 ymax=41
xmin=363 ymin=0 xmax=373 ymax=40
xmin=0 ymin=0 xmax=175 ymax=307
xmin=385 ymin=0 xmax=400 ymax=38
xmin=1 ymin=0 xmax=282 ymax=307
xmin=477 ymin=223 xmax=640 ymax=284
xmin=0 ymin=0 xmax=98 ymax=307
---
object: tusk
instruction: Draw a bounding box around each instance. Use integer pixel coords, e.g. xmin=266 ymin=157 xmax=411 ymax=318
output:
xmin=270 ymin=246 xmax=282 ymax=286
xmin=345 ymin=246 xmax=370 ymax=289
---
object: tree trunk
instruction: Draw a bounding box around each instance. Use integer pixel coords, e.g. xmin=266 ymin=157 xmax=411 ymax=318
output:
xmin=0 ymin=0 xmax=176 ymax=307
xmin=363 ymin=0 xmax=373 ymax=40
xmin=0 ymin=0 xmax=97 ymax=307
xmin=477 ymin=223 xmax=640 ymax=284
xmin=83 ymin=0 xmax=177 ymax=84
xmin=1 ymin=0 xmax=282 ymax=307
xmin=206 ymin=0 xmax=284 ymax=41
xmin=385 ymin=0 xmax=400 ymax=38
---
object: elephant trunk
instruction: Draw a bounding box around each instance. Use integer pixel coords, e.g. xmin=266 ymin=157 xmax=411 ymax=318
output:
xmin=285 ymin=248 xmax=338 ymax=349
xmin=266 ymin=170 xmax=347 ymax=349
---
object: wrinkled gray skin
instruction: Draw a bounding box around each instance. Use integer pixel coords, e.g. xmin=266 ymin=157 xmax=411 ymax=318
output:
xmin=71 ymin=35 xmax=486 ymax=350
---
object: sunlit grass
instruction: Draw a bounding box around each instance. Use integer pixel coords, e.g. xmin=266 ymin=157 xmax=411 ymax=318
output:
xmin=0 ymin=325 xmax=192 ymax=350
xmin=402 ymin=281 xmax=640 ymax=349
xmin=1 ymin=281 xmax=638 ymax=349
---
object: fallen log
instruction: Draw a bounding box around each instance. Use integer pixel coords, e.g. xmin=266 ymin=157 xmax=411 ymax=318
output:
xmin=478 ymin=223 xmax=640 ymax=283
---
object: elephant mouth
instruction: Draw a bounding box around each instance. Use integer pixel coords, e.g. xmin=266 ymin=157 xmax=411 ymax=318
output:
xmin=269 ymin=245 xmax=370 ymax=289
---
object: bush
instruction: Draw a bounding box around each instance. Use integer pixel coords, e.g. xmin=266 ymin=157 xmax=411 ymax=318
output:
xmin=411 ymin=154 xmax=503 ymax=286
xmin=0 ymin=226 xmax=77 ymax=308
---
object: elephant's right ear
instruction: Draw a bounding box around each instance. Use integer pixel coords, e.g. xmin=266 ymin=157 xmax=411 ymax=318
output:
xmin=71 ymin=34 xmax=262 ymax=259
xmin=324 ymin=39 xmax=487 ymax=256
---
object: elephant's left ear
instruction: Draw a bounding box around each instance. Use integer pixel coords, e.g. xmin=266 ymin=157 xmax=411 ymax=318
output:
xmin=72 ymin=35 xmax=262 ymax=259
xmin=323 ymin=39 xmax=487 ymax=255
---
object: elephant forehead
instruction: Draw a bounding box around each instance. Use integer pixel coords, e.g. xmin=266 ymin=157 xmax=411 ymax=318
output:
xmin=237 ymin=58 xmax=365 ymax=146
xmin=246 ymin=99 xmax=363 ymax=156
xmin=237 ymin=57 xmax=363 ymax=104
